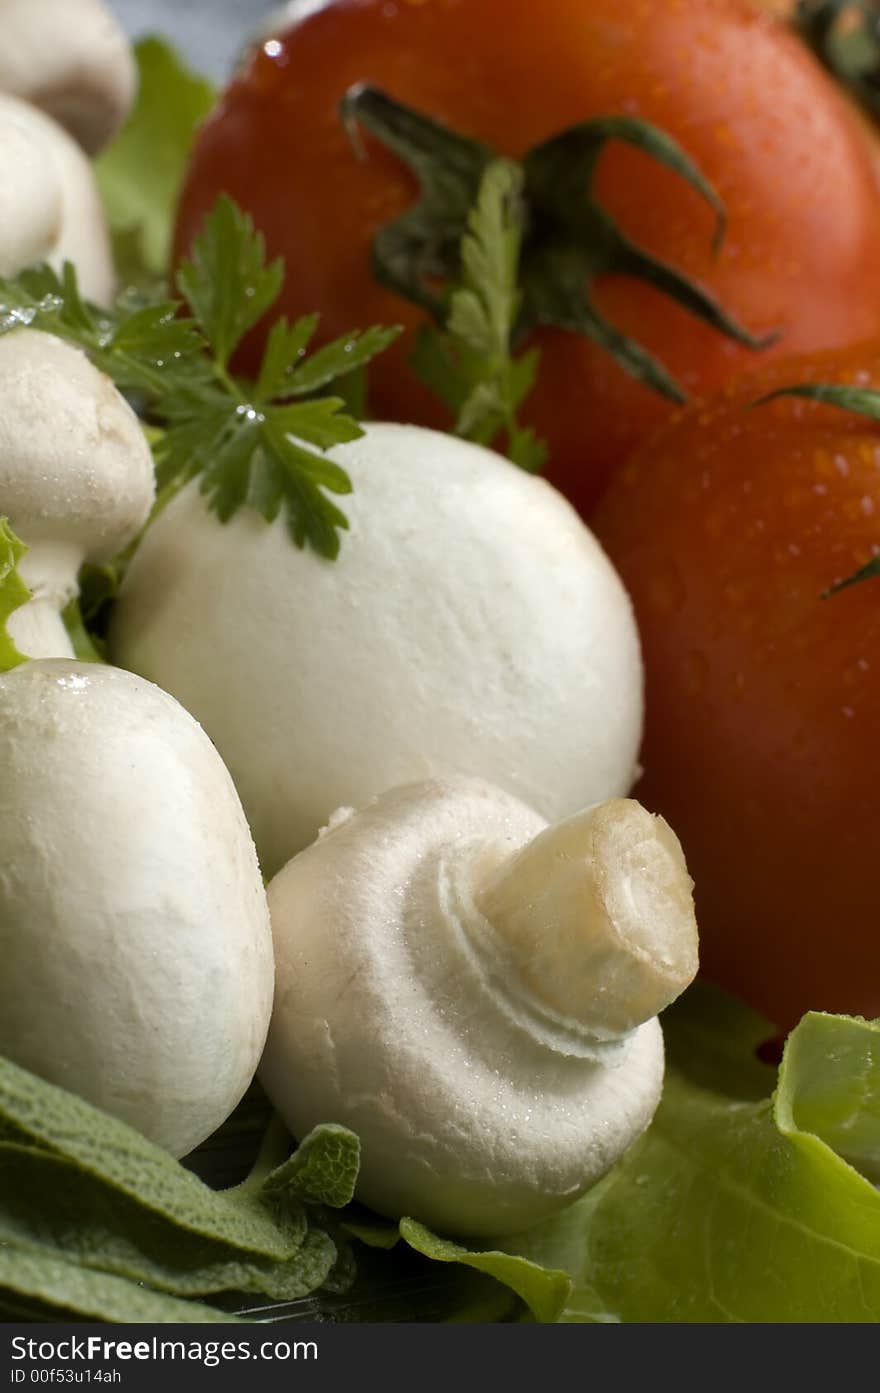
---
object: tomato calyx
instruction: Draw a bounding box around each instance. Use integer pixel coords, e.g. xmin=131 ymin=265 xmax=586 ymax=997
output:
xmin=754 ymin=378 xmax=880 ymax=591
xmin=341 ymin=84 xmax=774 ymax=404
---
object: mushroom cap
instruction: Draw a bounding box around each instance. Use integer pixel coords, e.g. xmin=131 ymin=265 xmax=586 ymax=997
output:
xmin=0 ymin=659 xmax=274 ymax=1157
xmin=0 ymin=329 xmax=154 ymax=561
xmin=110 ymin=422 xmax=643 ymax=876
xmin=0 ymin=0 xmax=136 ymax=154
xmin=260 ymin=777 xmax=665 ymax=1236
xmin=0 ymin=93 xmax=116 ymax=305
xmin=0 ymin=108 xmax=62 ymax=275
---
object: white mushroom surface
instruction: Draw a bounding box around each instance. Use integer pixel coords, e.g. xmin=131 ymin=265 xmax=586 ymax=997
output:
xmin=0 ymin=329 xmax=154 ymax=660
xmin=0 ymin=0 xmax=135 ymax=154
xmin=0 ymin=659 xmax=275 ymax=1158
xmin=260 ymin=777 xmax=698 ymax=1236
xmin=0 ymin=113 xmax=61 ymax=276
xmin=0 ymin=93 xmax=116 ymax=302
xmin=110 ymin=422 xmax=643 ymax=877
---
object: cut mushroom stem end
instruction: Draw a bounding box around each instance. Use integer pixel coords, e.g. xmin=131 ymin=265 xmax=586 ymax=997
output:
xmin=475 ymin=797 xmax=699 ymax=1037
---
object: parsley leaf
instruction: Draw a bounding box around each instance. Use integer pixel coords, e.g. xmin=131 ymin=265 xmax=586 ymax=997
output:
xmin=0 ymin=197 xmax=401 ymax=560
xmin=176 ymin=195 xmax=284 ymax=371
xmin=0 ymin=262 xmax=204 ymax=398
xmin=0 ymin=520 xmax=31 ymax=673
xmin=411 ymin=161 xmax=548 ymax=474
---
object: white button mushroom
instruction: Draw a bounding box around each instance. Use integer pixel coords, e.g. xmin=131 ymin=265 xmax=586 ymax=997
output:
xmin=0 ymin=328 xmax=154 ymax=660
xmin=0 ymin=93 xmax=116 ymax=303
xmin=0 ymin=0 xmax=136 ymax=155
xmin=110 ymin=422 xmax=644 ymax=877
xmin=0 ymin=113 xmax=62 ymax=276
xmin=260 ymin=778 xmax=698 ymax=1236
xmin=0 ymin=658 xmax=275 ymax=1158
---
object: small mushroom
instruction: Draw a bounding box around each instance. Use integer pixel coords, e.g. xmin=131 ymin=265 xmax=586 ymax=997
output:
xmin=0 ymin=328 xmax=154 ymax=660
xmin=260 ymin=777 xmax=699 ymax=1236
xmin=111 ymin=422 xmax=644 ymax=876
xmin=0 ymin=94 xmax=117 ymax=301
xmin=0 ymin=0 xmax=136 ymax=155
xmin=0 ymin=112 xmax=62 ymax=276
xmin=0 ymin=658 xmax=275 ymax=1157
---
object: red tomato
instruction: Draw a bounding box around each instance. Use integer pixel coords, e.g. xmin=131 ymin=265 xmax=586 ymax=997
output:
xmin=592 ymin=344 xmax=880 ymax=1031
xmin=174 ymin=0 xmax=880 ymax=514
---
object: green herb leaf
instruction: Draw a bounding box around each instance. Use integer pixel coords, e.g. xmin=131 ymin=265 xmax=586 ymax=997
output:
xmin=176 ymin=196 xmax=284 ymax=370
xmin=283 ymin=325 xmax=403 ymax=398
xmin=262 ymin=1124 xmax=361 ymax=1210
xmin=0 ymin=1055 xmax=349 ymax=1317
xmin=254 ymin=314 xmax=320 ymax=402
xmin=0 ymin=202 xmax=400 ymax=560
xmin=0 ymin=1141 xmax=338 ymax=1305
xmin=345 ymin=85 xmax=771 ymax=414
xmin=411 ymin=160 xmax=548 ymax=473
xmin=165 ymin=220 xmax=397 ymax=557
xmin=95 ymin=37 xmax=216 ymax=285
xmin=0 ymin=519 xmax=30 ymax=673
xmin=0 ymin=1241 xmax=237 ymax=1324
xmin=0 ymin=261 xmax=204 ymax=397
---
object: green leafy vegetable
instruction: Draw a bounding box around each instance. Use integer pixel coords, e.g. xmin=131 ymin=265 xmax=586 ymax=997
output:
xmin=0 ymin=201 xmax=401 ymax=559
xmin=0 ymin=1054 xmax=358 ymax=1320
xmin=399 ymin=1221 xmax=570 ymax=1324
xmin=412 ymin=160 xmax=547 ymax=472
xmin=779 ymin=1012 xmax=880 ymax=1183
xmin=0 ymin=519 xmax=30 ymax=673
xmin=0 ymin=1243 xmax=237 ymax=1324
xmin=0 ymin=1143 xmax=338 ymax=1305
xmin=470 ymin=998 xmax=880 ymax=1323
xmin=0 ymin=261 xmax=203 ymax=396
xmin=177 ymin=195 xmax=284 ymax=370
xmin=96 ymin=37 xmax=216 ymax=286
xmin=262 ymin=1124 xmax=360 ymax=1210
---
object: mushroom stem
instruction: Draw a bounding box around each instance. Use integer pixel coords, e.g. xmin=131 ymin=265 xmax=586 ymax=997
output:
xmin=474 ymin=798 xmax=698 ymax=1036
xmin=7 ymin=541 xmax=79 ymax=659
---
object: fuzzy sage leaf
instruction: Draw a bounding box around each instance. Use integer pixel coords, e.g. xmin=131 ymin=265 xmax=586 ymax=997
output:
xmin=0 ymin=1242 xmax=238 ymax=1324
xmin=261 ymin=1123 xmax=361 ymax=1210
xmin=0 ymin=1054 xmax=358 ymax=1317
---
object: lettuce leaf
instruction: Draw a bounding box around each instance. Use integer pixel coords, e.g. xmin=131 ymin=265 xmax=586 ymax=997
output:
xmin=415 ymin=993 xmax=880 ymax=1323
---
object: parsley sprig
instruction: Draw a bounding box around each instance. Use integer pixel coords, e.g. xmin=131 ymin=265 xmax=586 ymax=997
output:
xmin=411 ymin=161 xmax=547 ymax=474
xmin=0 ymin=197 xmax=401 ymax=559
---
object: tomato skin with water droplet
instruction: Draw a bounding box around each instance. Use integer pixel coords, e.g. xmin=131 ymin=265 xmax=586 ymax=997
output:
xmin=174 ymin=0 xmax=880 ymax=515
xmin=593 ymin=344 xmax=880 ymax=1031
